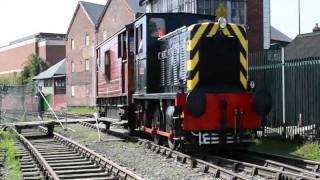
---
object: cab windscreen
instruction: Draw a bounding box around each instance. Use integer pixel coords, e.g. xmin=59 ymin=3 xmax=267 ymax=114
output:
xmin=198 ymin=36 xmax=240 ymax=91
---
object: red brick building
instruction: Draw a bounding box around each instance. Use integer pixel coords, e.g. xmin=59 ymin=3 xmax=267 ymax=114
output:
xmin=97 ymin=0 xmax=145 ymax=44
xmin=66 ymin=1 xmax=104 ymax=107
xmin=66 ymin=0 xmax=144 ymax=107
xmin=0 ymin=33 xmax=65 ymax=76
xmin=139 ymin=0 xmax=271 ymax=52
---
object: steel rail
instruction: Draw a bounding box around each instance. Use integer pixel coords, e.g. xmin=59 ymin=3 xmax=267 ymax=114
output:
xmin=38 ymin=126 xmax=143 ymax=180
xmin=79 ymin=121 xmax=319 ymax=180
xmin=200 ymin=153 xmax=318 ymax=180
xmin=79 ymin=121 xmax=249 ymax=179
xmin=12 ymin=128 xmax=60 ymax=180
xmin=243 ymin=151 xmax=320 ymax=175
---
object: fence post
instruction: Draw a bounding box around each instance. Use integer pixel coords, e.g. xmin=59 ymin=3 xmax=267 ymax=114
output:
xmin=281 ymin=48 xmax=286 ymax=135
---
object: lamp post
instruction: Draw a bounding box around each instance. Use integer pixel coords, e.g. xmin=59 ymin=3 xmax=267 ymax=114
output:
xmin=298 ymin=0 xmax=301 ymax=34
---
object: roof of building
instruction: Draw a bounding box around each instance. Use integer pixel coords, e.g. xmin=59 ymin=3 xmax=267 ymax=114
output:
xmin=285 ymin=31 xmax=320 ymax=60
xmin=33 ymin=59 xmax=65 ymax=80
xmin=80 ymin=1 xmax=105 ymax=25
xmin=97 ymin=0 xmax=145 ymax=28
xmin=0 ymin=33 xmax=65 ymax=49
xmin=67 ymin=1 xmax=105 ymax=35
xmin=271 ymin=26 xmax=292 ymax=43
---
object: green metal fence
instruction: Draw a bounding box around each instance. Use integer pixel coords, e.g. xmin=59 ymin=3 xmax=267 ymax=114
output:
xmin=249 ymin=50 xmax=320 ymax=140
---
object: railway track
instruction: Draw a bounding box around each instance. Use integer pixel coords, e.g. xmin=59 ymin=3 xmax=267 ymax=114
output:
xmin=12 ymin=126 xmax=142 ymax=180
xmin=0 ymin=148 xmax=5 ymax=179
xmin=197 ymin=153 xmax=319 ymax=180
xmin=237 ymin=150 xmax=320 ymax=174
xmin=79 ymin=121 xmax=318 ymax=180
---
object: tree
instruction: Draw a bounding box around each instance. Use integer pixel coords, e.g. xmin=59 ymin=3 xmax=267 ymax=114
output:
xmin=215 ymin=0 xmax=228 ymax=20
xmin=21 ymin=54 xmax=49 ymax=84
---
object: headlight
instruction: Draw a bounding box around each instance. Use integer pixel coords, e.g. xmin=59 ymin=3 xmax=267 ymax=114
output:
xmin=218 ymin=17 xmax=227 ymax=29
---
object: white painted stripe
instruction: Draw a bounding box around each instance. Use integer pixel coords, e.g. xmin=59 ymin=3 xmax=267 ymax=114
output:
xmin=0 ymin=69 xmax=22 ymax=75
xmin=38 ymin=40 xmax=66 ymax=47
xmin=0 ymin=38 xmax=37 ymax=52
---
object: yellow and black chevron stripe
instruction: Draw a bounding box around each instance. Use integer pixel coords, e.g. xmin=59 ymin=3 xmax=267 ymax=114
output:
xmin=186 ymin=22 xmax=248 ymax=91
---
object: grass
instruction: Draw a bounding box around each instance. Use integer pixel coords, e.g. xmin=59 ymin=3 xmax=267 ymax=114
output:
xmin=0 ymin=74 xmax=22 ymax=85
xmin=0 ymin=131 xmax=21 ymax=180
xmin=249 ymin=138 xmax=320 ymax=161
xmin=67 ymin=107 xmax=96 ymax=114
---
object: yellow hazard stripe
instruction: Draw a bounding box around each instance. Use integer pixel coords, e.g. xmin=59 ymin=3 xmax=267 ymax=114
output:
xmin=187 ymin=51 xmax=199 ymax=71
xmin=240 ymin=52 xmax=248 ymax=71
xmin=208 ymin=23 xmax=219 ymax=36
xmin=240 ymin=71 xmax=247 ymax=89
xmin=222 ymin=28 xmax=231 ymax=36
xmin=230 ymin=24 xmax=247 ymax=51
xmin=188 ymin=24 xmax=196 ymax=32
xmin=187 ymin=72 xmax=199 ymax=91
xmin=187 ymin=23 xmax=209 ymax=51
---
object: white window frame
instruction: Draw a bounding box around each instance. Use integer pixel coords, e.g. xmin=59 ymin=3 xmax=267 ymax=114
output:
xmin=71 ymin=39 xmax=75 ymax=50
xmin=85 ymin=34 xmax=90 ymax=46
xmin=103 ymin=30 xmax=107 ymax=40
xmin=71 ymin=86 xmax=75 ymax=97
xmin=71 ymin=61 xmax=75 ymax=73
xmin=85 ymin=59 xmax=90 ymax=71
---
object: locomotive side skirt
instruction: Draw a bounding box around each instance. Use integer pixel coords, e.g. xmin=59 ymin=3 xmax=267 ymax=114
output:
xmin=186 ymin=22 xmax=248 ymax=91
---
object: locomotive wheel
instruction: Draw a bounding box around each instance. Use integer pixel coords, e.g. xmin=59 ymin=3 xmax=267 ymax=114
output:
xmin=166 ymin=106 xmax=180 ymax=150
xmin=168 ymin=138 xmax=178 ymax=150
xmin=127 ymin=106 xmax=136 ymax=135
xmin=152 ymin=106 xmax=164 ymax=145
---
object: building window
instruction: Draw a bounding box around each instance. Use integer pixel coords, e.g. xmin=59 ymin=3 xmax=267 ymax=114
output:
xmin=71 ymin=61 xmax=75 ymax=72
xmin=135 ymin=24 xmax=143 ymax=54
xmin=86 ymin=86 xmax=90 ymax=97
xmin=71 ymin=39 xmax=75 ymax=50
xmin=44 ymin=79 xmax=52 ymax=87
xmin=85 ymin=59 xmax=90 ymax=71
xmin=103 ymin=30 xmax=107 ymax=40
xmin=105 ymin=51 xmax=110 ymax=80
xmin=118 ymin=32 xmax=127 ymax=59
xmin=85 ymin=34 xmax=90 ymax=46
xmin=71 ymin=86 xmax=75 ymax=97
xmin=55 ymin=79 xmax=66 ymax=89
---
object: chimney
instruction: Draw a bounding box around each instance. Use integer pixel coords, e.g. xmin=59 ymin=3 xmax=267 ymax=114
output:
xmin=313 ymin=23 xmax=320 ymax=32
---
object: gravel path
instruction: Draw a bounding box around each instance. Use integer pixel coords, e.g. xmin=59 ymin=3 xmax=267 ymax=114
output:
xmin=55 ymin=124 xmax=215 ymax=180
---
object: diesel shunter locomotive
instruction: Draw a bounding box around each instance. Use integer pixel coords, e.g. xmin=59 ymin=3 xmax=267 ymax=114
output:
xmin=96 ymin=13 xmax=272 ymax=149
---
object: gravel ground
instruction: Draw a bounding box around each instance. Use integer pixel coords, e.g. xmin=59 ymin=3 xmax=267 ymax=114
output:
xmin=55 ymin=124 xmax=215 ymax=180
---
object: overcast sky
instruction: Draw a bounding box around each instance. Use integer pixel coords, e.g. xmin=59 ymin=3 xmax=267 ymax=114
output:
xmin=0 ymin=0 xmax=318 ymax=46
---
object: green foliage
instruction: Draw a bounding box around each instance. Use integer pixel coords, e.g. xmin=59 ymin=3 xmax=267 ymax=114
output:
xmin=0 ymin=74 xmax=22 ymax=85
xmin=295 ymin=143 xmax=320 ymax=161
xmin=215 ymin=0 xmax=228 ymax=20
xmin=67 ymin=107 xmax=96 ymax=114
xmin=20 ymin=54 xmax=49 ymax=84
xmin=0 ymin=131 xmax=21 ymax=179
xmin=250 ymin=139 xmax=320 ymax=161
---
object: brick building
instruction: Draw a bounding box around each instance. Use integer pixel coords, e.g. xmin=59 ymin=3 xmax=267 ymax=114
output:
xmin=139 ymin=0 xmax=271 ymax=52
xmin=97 ymin=0 xmax=145 ymax=44
xmin=66 ymin=0 xmax=144 ymax=107
xmin=66 ymin=1 xmax=104 ymax=107
xmin=0 ymin=33 xmax=65 ymax=76
xmin=33 ymin=59 xmax=66 ymax=111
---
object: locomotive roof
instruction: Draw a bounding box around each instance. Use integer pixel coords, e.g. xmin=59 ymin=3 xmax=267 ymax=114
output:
xmin=134 ymin=12 xmax=215 ymax=22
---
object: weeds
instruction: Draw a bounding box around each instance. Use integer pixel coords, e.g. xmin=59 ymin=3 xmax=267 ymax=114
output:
xmin=0 ymin=131 xmax=21 ymax=179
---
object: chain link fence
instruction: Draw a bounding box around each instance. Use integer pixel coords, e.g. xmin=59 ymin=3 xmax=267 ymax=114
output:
xmin=0 ymin=84 xmax=40 ymax=123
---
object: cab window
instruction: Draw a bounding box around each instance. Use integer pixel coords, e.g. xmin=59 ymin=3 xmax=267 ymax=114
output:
xmin=149 ymin=18 xmax=166 ymax=38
